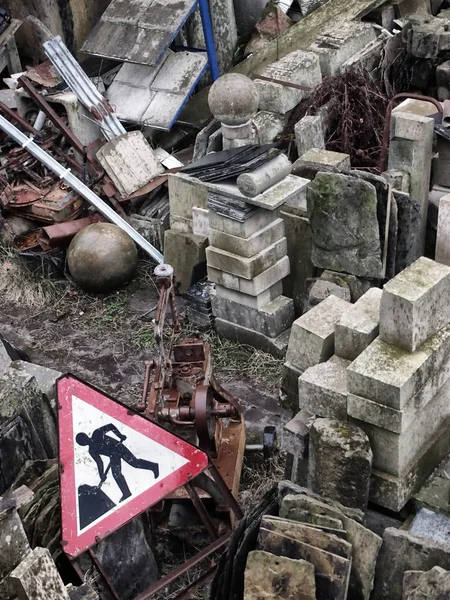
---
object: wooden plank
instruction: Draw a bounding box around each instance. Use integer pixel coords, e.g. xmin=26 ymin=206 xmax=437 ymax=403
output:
xmin=180 ymin=0 xmax=387 ymax=126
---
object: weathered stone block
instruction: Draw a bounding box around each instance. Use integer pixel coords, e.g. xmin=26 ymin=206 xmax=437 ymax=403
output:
xmin=209 ymin=208 xmax=275 ymax=238
xmin=380 ymin=257 xmax=450 ymax=352
xmin=298 ymin=356 xmax=350 ymax=420
xmin=0 ymin=505 xmax=31 ymax=581
xmin=308 ymin=279 xmax=351 ymax=307
xmin=309 ymin=21 xmax=377 ymax=77
xmin=309 ymin=419 xmax=372 ymax=511
xmin=307 ymin=172 xmax=382 ymax=277
xmin=237 ymin=154 xmax=292 ymax=198
xmin=294 ymin=115 xmax=324 ymax=157
xmin=211 ymin=294 xmax=294 ymax=338
xmin=168 ymin=173 xmax=208 ymax=219
xmin=285 ymin=295 xmax=350 ymax=371
xmin=402 ymin=566 xmax=450 ymax=599
xmin=208 ymin=255 xmax=290 ymax=296
xmin=258 ymin=528 xmax=351 ymax=600
xmin=244 ymin=550 xmax=316 ymax=599
xmin=372 ymin=527 xmax=450 ymax=600
xmin=300 ymin=148 xmax=350 ymax=170
xmin=215 ymin=282 xmax=283 ymax=310
xmin=436 ymin=194 xmax=450 ymax=266
xmin=206 ymin=237 xmax=287 ymax=280
xmin=0 ymin=340 xmax=11 ymax=378
xmin=192 ymin=207 xmax=209 ymax=236
xmin=253 ymin=111 xmax=285 ymax=145
xmin=409 ymin=508 xmax=450 ymax=549
xmin=10 ymin=547 xmax=70 ymax=600
xmin=164 ymin=230 xmax=208 ymax=293
xmin=394 ymin=190 xmax=421 ymax=273
xmin=208 ymin=218 xmax=285 ymax=258
xmin=169 ymin=214 xmax=193 ymax=233
xmin=215 ymin=318 xmax=290 ymax=357
xmin=321 ymin=270 xmax=372 ymax=302
xmin=437 ymin=60 xmax=450 ymax=101
xmin=282 ymin=409 xmax=315 ymax=484
xmin=280 ymin=492 xmax=382 ymax=600
xmin=335 ymin=288 xmax=382 ymax=361
xmin=256 ymin=51 xmax=322 ymax=114
xmin=11 ymin=361 xmax=62 ymax=403
xmin=280 ymin=209 xmax=313 ymax=316
xmin=347 ymin=324 xmax=450 ymax=410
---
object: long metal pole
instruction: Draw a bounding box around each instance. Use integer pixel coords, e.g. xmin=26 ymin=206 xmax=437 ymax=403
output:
xmin=198 ymin=0 xmax=219 ymax=81
xmin=0 ymin=115 xmax=164 ymax=263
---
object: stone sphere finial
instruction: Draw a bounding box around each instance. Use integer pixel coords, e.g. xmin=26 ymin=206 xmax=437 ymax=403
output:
xmin=208 ymin=74 xmax=260 ymax=126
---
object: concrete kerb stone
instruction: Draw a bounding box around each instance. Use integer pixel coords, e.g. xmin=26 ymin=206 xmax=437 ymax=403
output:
xmin=335 ymin=288 xmax=382 ymax=361
xmin=207 ymin=255 xmax=290 ymax=296
xmin=298 ymin=355 xmax=350 ymax=420
xmin=285 ymin=295 xmax=350 ymax=371
xmin=208 ymin=217 xmax=285 ymax=258
xmin=256 ymin=50 xmax=322 ymax=114
xmin=347 ymin=323 xmax=450 ymax=410
xmin=205 ymin=236 xmax=287 ymax=280
xmin=211 ymin=294 xmax=294 ymax=338
xmin=379 ymin=257 xmax=450 ymax=352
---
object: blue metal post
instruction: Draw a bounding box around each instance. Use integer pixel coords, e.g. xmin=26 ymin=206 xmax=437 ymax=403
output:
xmin=198 ymin=0 xmax=220 ymax=82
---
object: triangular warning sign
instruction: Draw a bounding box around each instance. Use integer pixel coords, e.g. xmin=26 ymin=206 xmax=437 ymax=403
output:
xmin=57 ymin=374 xmax=209 ymax=558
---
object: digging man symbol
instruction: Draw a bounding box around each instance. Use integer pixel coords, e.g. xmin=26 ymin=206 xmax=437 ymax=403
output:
xmin=76 ymin=423 xmax=160 ymax=502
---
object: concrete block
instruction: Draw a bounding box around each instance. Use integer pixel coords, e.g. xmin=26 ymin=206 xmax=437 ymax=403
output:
xmin=351 ymin=380 xmax=450 ymax=476
xmin=295 ymin=115 xmax=324 ymax=157
xmin=10 ymin=547 xmax=70 ymax=600
xmin=206 ymin=237 xmax=287 ymax=280
xmin=285 ymin=295 xmax=350 ymax=371
xmin=214 ymin=281 xmax=283 ymax=309
xmin=207 ymin=255 xmax=290 ymax=296
xmin=215 ymin=318 xmax=290 ymax=357
xmin=348 ymin=323 xmax=450 ymax=410
xmin=299 ymin=148 xmax=351 ymax=170
xmin=280 ymin=210 xmax=314 ymax=316
xmin=164 ymin=230 xmax=208 ymax=293
xmin=310 ymin=21 xmax=377 ymax=77
xmin=335 ymin=288 xmax=382 ymax=361
xmin=211 ymin=294 xmax=294 ymax=338
xmin=208 ymin=218 xmax=285 ymax=258
xmin=192 ymin=207 xmax=209 ymax=236
xmin=253 ymin=111 xmax=285 ymax=145
xmin=209 ymin=208 xmax=275 ymax=238
xmin=298 ymin=356 xmax=350 ymax=420
xmin=380 ymin=257 xmax=450 ymax=352
xmin=256 ymin=51 xmax=322 ymax=114
xmin=168 ymin=172 xmax=208 ymax=219
xmin=436 ymin=194 xmax=450 ymax=266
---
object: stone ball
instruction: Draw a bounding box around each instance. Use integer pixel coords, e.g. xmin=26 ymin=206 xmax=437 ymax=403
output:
xmin=67 ymin=223 xmax=138 ymax=293
xmin=208 ymin=73 xmax=260 ymax=126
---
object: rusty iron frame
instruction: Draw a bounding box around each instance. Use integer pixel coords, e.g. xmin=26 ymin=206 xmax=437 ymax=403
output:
xmin=379 ymin=92 xmax=443 ymax=174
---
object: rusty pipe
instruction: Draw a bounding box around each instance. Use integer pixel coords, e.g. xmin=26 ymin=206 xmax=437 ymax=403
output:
xmin=379 ymin=93 xmax=443 ymax=174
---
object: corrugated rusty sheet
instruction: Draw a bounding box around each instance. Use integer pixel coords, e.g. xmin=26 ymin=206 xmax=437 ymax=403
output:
xmin=81 ymin=0 xmax=198 ymax=66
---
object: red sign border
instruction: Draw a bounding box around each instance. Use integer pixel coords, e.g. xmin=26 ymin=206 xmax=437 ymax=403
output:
xmin=57 ymin=374 xmax=209 ymax=559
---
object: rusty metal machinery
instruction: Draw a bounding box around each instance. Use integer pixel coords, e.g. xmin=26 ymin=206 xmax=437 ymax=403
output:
xmin=138 ymin=264 xmax=245 ymax=502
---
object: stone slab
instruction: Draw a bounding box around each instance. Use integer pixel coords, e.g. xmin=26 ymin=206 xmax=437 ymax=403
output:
xmin=208 ymin=218 xmax=285 ymax=258
xmin=208 ymin=255 xmax=290 ymax=296
xmin=0 ymin=506 xmax=31 ymax=581
xmin=280 ymin=210 xmax=313 ymax=316
xmin=372 ymin=527 xmax=450 ymax=600
xmin=206 ymin=237 xmax=287 ymax=280
xmin=10 ymin=547 xmax=70 ymax=600
xmin=215 ymin=318 xmax=290 ymax=358
xmin=244 ymin=550 xmax=316 ymax=599
xmin=335 ymin=288 xmax=382 ymax=361
xmin=380 ymin=257 xmax=450 ymax=352
xmin=215 ymin=281 xmax=283 ymax=309
xmin=347 ymin=323 xmax=450 ymax=410
xmin=258 ymin=528 xmax=351 ymax=600
xmin=409 ymin=508 xmax=450 ymax=549
xmin=369 ymin=414 xmax=450 ymax=512
xmin=285 ymin=295 xmax=350 ymax=371
xmin=436 ymin=194 xmax=450 ymax=266
xmin=300 ymin=148 xmax=351 ymax=169
xmin=261 ymin=516 xmax=353 ymax=558
xmin=209 ymin=208 xmax=276 ymax=238
xmin=169 ymin=214 xmax=193 ymax=233
xmin=168 ymin=172 xmax=208 ymax=219
xmin=211 ymin=294 xmax=294 ymax=338
xmin=298 ymin=356 xmax=350 ymax=420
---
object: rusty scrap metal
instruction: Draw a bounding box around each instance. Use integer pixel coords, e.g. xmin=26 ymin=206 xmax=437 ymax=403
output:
xmin=0 ymin=100 xmax=39 ymax=135
xmin=379 ymin=93 xmax=443 ymax=173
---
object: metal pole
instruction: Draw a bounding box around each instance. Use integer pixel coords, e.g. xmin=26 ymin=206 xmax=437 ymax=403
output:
xmin=198 ymin=0 xmax=220 ymax=82
xmin=0 ymin=114 xmax=164 ymax=264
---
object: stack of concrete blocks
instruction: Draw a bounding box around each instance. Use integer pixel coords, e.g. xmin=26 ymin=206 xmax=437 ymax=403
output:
xmin=206 ymin=175 xmax=311 ymax=357
xmin=348 ymin=257 xmax=450 ymax=512
xmin=164 ymin=172 xmax=209 ymax=293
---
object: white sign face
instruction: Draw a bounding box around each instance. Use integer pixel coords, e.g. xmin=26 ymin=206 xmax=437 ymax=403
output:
xmin=57 ymin=375 xmax=209 ymax=558
xmin=72 ymin=395 xmax=189 ymax=533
